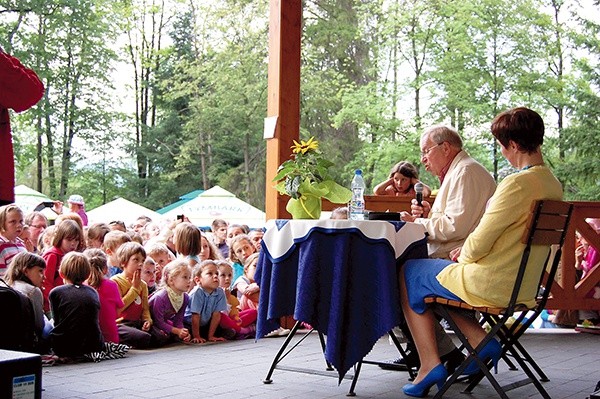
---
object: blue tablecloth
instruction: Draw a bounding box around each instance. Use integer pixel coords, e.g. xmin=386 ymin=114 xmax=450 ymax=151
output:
xmin=256 ymin=219 xmax=428 ymax=380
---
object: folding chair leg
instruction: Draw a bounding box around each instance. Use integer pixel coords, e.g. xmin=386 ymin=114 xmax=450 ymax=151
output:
xmin=388 ymin=330 xmax=417 ymax=380
xmin=509 ymin=337 xmax=549 ymax=382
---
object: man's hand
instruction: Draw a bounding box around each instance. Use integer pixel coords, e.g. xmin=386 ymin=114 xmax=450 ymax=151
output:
xmin=410 ymin=199 xmax=431 ymax=218
xmin=400 ymin=211 xmax=416 ymax=223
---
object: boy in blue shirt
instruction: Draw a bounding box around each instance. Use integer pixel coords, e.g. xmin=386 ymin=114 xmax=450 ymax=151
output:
xmin=184 ymin=260 xmax=232 ymax=343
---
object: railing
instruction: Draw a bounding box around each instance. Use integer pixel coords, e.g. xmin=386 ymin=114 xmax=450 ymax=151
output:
xmin=324 ymin=198 xmax=600 ymax=310
xmin=546 ymin=201 xmax=600 ymax=311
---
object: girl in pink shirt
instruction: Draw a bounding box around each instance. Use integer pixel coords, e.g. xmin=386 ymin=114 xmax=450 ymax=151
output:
xmin=84 ymin=248 xmax=124 ymax=343
xmin=42 ymin=219 xmax=83 ymax=314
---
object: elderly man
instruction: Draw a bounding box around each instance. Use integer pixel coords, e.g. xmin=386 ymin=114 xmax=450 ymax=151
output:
xmin=382 ymin=125 xmax=496 ymax=372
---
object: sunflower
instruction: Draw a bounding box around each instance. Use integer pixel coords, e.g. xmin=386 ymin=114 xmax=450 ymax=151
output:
xmin=291 ymin=136 xmax=319 ymax=154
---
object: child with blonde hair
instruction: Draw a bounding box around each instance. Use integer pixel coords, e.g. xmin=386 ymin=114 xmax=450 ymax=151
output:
xmin=84 ymin=248 xmax=124 ymax=344
xmin=5 ymin=251 xmax=52 ymax=348
xmin=0 ymin=204 xmax=27 ymax=277
xmin=217 ymin=261 xmax=256 ymax=338
xmin=173 ymin=222 xmax=202 ymax=267
xmin=149 ymin=260 xmax=192 ymax=342
xmin=42 ymin=219 xmax=84 ymax=314
xmin=228 ymin=234 xmax=257 ymax=287
xmin=184 ymin=260 xmax=232 ymax=343
xmin=111 ymin=242 xmax=167 ymax=348
xmin=233 ymin=253 xmax=260 ymax=311
xmin=102 ymin=230 xmax=131 ymax=277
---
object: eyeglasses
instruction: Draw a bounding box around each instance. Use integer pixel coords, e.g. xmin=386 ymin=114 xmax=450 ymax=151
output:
xmin=420 ymin=142 xmax=443 ymax=157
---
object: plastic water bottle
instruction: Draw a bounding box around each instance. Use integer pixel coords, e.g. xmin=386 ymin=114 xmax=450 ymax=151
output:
xmin=350 ymin=169 xmax=366 ymax=220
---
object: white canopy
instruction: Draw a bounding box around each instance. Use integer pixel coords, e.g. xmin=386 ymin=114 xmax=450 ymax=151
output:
xmin=162 ymin=185 xmax=266 ymax=228
xmin=87 ymin=197 xmax=162 ymax=226
xmin=14 ymin=184 xmax=53 ymax=215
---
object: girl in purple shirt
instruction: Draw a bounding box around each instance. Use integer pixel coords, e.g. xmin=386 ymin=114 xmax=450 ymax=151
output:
xmin=149 ymin=260 xmax=192 ymax=342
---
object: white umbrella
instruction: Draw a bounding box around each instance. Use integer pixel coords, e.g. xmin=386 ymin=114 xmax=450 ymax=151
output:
xmin=162 ymin=186 xmax=265 ymax=228
xmin=87 ymin=197 xmax=162 ymax=226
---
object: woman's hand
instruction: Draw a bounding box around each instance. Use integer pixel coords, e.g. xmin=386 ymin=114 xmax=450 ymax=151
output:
xmin=449 ymin=247 xmax=462 ymax=261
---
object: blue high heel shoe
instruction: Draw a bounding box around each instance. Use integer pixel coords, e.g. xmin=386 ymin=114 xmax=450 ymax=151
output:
xmin=402 ymin=363 xmax=448 ymax=398
xmin=462 ymin=339 xmax=502 ymax=376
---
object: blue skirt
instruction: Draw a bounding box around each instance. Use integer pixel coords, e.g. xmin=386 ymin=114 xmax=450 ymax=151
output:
xmin=403 ymin=258 xmax=462 ymax=314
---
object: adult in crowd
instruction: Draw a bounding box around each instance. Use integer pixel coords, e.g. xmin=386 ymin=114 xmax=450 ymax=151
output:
xmin=382 ymin=124 xmax=496 ymax=372
xmin=0 ymin=47 xmax=45 ymax=206
xmin=400 ymin=107 xmax=562 ymax=396
xmin=25 ymin=212 xmax=49 ymax=253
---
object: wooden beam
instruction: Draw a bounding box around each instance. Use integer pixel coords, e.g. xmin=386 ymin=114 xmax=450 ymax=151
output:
xmin=265 ymin=0 xmax=301 ymax=220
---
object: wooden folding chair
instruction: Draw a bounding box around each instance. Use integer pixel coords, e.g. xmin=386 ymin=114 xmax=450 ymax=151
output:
xmin=425 ymin=199 xmax=573 ymax=399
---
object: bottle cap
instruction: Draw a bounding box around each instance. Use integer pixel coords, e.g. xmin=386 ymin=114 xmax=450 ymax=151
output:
xmin=355 ymin=169 xmax=362 ymax=175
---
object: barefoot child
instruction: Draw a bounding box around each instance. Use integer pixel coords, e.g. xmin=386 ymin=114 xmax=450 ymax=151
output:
xmin=184 ymin=260 xmax=231 ymax=343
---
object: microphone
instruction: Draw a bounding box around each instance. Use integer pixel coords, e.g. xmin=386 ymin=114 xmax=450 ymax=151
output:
xmin=415 ymin=182 xmax=423 ymax=206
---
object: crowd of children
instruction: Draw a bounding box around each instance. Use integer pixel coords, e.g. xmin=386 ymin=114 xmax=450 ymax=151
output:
xmin=0 ymin=203 xmax=268 ymax=365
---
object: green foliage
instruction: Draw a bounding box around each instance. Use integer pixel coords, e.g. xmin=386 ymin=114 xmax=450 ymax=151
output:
xmin=5 ymin=0 xmax=600 ymax=216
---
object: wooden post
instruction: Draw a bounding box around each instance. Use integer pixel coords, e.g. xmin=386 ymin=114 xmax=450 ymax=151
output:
xmin=265 ymin=0 xmax=301 ymax=220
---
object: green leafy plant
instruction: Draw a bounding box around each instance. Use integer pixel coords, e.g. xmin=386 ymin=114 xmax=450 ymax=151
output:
xmin=273 ymin=137 xmax=352 ymax=219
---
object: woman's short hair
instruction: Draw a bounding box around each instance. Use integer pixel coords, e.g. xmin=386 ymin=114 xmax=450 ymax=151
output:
xmin=491 ymin=107 xmax=544 ymax=153
xmin=388 ymin=161 xmax=419 ymax=179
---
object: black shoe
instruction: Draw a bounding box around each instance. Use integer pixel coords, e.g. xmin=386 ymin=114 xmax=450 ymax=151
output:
xmin=440 ymin=348 xmax=465 ymax=374
xmin=378 ymin=350 xmax=420 ymax=371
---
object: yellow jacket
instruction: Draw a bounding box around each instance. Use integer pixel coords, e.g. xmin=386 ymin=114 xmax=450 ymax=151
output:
xmin=437 ymin=165 xmax=562 ymax=308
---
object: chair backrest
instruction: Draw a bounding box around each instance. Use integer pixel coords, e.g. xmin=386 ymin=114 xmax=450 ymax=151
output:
xmin=507 ymin=200 xmax=573 ymax=313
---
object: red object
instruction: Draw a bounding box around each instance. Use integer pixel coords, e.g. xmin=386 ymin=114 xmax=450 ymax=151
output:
xmin=0 ymin=52 xmax=44 ymax=204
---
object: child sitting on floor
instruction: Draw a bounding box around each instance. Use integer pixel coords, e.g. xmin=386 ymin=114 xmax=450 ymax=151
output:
xmin=149 ymin=259 xmax=192 ymax=343
xmin=232 ymin=253 xmax=260 ymax=311
xmin=49 ymin=253 xmax=102 ymax=360
xmin=84 ymin=248 xmax=124 ymax=344
xmin=111 ymin=242 xmax=168 ymax=348
xmin=141 ymin=257 xmax=157 ymax=297
xmin=184 ymin=260 xmax=232 ymax=343
xmin=5 ymin=251 xmax=53 ymax=351
xmin=228 ymin=234 xmax=256 ymax=289
xmin=217 ymin=261 xmax=256 ymax=338
xmin=103 ymin=230 xmax=131 ymax=277
xmin=42 ymin=219 xmax=84 ymax=315
xmin=145 ymin=242 xmax=172 ymax=286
